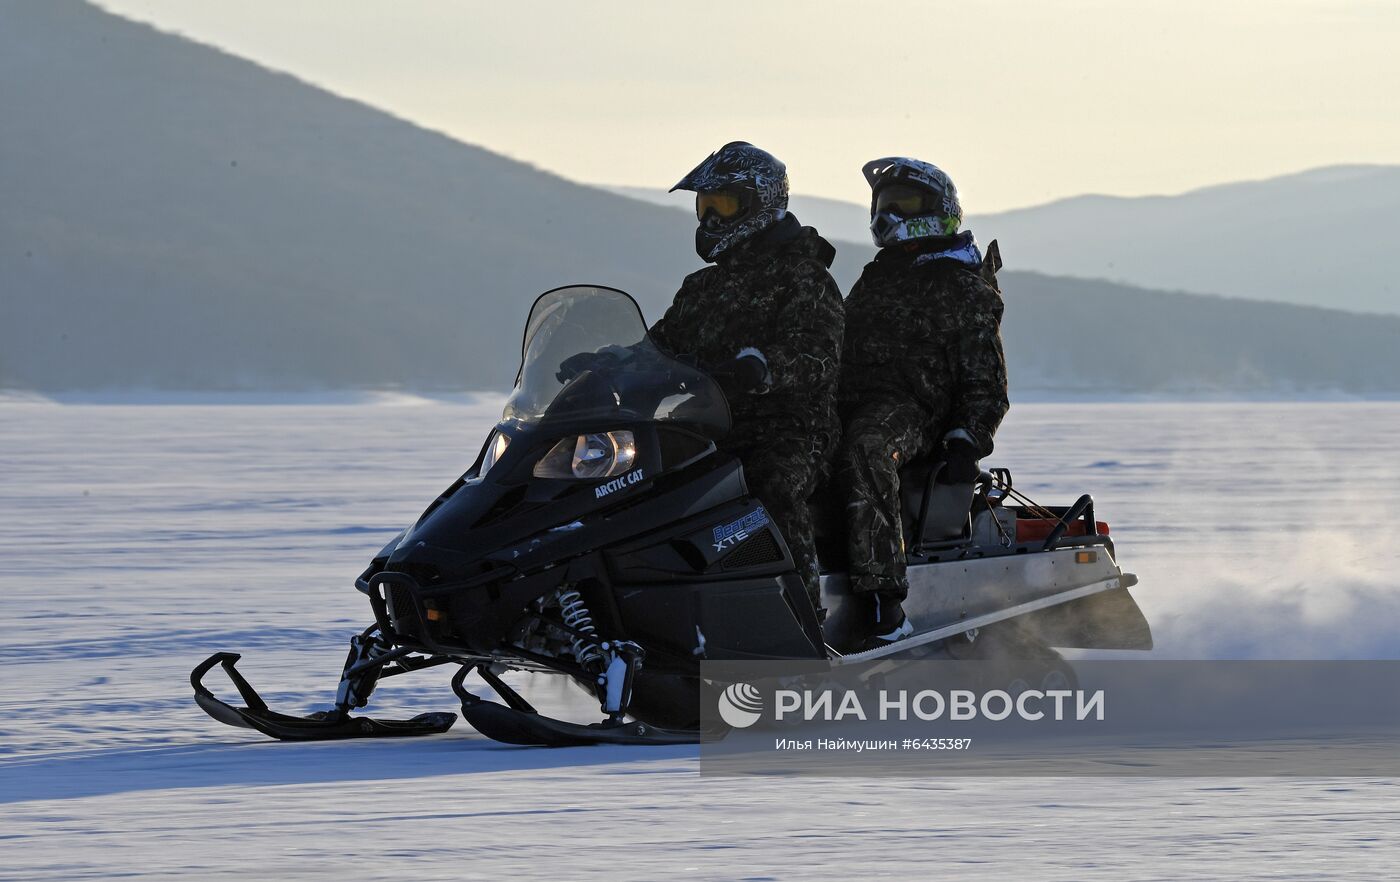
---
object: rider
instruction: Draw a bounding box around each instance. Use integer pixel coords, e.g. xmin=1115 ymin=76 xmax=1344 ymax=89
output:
xmin=836 ymin=157 xmax=1009 ymax=651
xmin=649 ymin=142 xmax=844 ymax=613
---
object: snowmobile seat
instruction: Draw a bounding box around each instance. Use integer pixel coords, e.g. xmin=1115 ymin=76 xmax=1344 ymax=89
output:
xmin=807 ymin=459 xmax=980 ymax=571
xmin=899 ymin=458 xmax=976 ymax=550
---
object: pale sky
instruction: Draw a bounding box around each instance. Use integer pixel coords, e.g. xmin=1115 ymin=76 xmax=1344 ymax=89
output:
xmin=97 ymin=0 xmax=1400 ymax=212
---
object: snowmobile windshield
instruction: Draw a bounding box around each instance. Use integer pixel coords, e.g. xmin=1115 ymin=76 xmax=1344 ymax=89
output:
xmin=501 ymin=285 xmax=731 ymax=437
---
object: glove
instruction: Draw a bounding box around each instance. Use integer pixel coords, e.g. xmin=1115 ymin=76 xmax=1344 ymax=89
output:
xmin=555 ymin=345 xmax=630 ymax=383
xmin=708 ymin=354 xmax=769 ymax=396
xmin=939 ymin=437 xmax=981 ymax=485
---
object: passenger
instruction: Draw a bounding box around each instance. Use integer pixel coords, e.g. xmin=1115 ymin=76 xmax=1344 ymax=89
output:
xmin=650 ymin=142 xmax=844 ymax=613
xmin=836 ymin=157 xmax=1010 ymax=651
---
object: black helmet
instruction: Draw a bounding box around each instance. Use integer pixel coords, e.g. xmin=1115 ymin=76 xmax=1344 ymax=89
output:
xmin=671 ymin=141 xmax=789 ymax=262
xmin=862 ymin=156 xmax=963 ymax=248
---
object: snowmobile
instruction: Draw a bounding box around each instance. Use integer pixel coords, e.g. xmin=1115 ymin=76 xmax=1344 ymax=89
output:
xmin=191 ymin=285 xmax=1151 ymax=747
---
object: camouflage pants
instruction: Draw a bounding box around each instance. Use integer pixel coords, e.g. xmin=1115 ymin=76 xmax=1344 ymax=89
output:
xmin=731 ymin=437 xmax=825 ymax=612
xmin=835 ymin=400 xmax=934 ymax=598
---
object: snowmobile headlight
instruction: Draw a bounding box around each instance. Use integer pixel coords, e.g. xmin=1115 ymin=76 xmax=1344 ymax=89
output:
xmin=479 ymin=431 xmax=510 ymax=477
xmin=533 ymin=431 xmax=636 ymax=481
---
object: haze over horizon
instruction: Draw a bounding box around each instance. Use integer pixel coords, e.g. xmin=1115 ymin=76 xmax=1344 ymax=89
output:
xmin=93 ymin=0 xmax=1400 ymax=213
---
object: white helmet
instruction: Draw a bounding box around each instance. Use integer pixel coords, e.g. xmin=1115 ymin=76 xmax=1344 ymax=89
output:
xmin=862 ymin=156 xmax=963 ymax=248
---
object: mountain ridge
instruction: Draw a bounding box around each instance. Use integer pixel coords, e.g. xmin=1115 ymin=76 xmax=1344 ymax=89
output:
xmin=3 ymin=0 xmax=1398 ymax=398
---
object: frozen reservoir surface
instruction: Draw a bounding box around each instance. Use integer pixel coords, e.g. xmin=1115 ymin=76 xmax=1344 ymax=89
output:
xmin=2 ymin=400 xmax=1398 ymax=879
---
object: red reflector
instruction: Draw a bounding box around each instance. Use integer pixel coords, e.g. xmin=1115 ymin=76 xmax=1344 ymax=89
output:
xmin=1015 ymin=518 xmax=1111 ymax=542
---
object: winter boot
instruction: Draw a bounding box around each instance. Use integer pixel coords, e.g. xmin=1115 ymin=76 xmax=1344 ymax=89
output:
xmin=843 ymin=591 xmax=914 ymax=654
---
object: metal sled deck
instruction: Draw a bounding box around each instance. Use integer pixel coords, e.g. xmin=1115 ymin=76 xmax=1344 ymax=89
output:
xmin=820 ymin=535 xmax=1151 ymax=664
xmin=831 ymin=572 xmax=1140 ymax=664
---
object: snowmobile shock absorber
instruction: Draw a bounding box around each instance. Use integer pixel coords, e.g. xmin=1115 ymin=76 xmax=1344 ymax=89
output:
xmin=556 ymin=586 xmax=603 ymax=666
xmin=334 ymin=627 xmax=404 ymax=712
xmin=596 ymin=640 xmax=644 ymax=717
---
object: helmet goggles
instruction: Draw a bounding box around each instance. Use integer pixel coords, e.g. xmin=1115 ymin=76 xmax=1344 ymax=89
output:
xmin=873 ymin=183 xmax=941 ymax=219
xmin=696 ymin=190 xmax=746 ymax=226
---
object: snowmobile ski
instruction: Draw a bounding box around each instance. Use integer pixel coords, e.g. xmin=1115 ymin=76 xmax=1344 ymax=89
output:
xmin=451 ymin=665 xmax=698 ymax=747
xmin=191 ymin=652 xmax=456 ymax=741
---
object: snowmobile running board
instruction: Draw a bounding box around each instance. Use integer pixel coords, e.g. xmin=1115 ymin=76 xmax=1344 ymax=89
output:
xmin=191 ymin=652 xmax=457 ymax=741
xmin=833 ymin=574 xmax=1138 ymax=664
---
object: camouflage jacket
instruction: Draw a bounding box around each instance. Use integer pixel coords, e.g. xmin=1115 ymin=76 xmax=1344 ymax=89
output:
xmin=840 ymin=244 xmax=1009 ymax=456
xmin=650 ymin=215 xmax=844 ymax=452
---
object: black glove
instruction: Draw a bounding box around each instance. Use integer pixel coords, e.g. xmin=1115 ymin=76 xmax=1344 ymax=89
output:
xmin=708 ymin=354 xmax=769 ymax=396
xmin=939 ymin=437 xmax=981 ymax=485
xmin=555 ymin=345 xmax=630 ymax=383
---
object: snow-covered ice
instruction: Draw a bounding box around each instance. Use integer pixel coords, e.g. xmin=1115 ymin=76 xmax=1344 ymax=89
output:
xmin=3 ymin=400 xmax=1398 ymax=879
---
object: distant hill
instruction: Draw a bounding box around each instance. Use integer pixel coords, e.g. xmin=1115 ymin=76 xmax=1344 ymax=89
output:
xmin=998 ymin=272 xmax=1400 ymax=397
xmin=0 ymin=0 xmax=701 ymax=392
xmin=972 ymin=166 xmax=1400 ymax=316
xmin=3 ymin=0 xmax=1398 ymax=398
xmin=611 ymin=165 xmax=1400 ymax=317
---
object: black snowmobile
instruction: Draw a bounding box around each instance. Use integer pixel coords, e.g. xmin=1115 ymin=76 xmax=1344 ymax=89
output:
xmin=192 ymin=285 xmax=1151 ymax=747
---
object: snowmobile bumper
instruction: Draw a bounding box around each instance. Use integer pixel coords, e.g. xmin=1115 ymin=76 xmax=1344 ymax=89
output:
xmin=191 ymin=652 xmax=457 ymax=741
